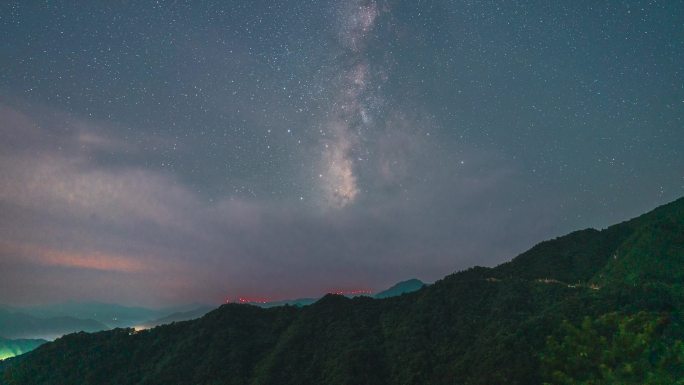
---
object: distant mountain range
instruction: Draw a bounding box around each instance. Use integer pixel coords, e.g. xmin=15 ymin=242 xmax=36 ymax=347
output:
xmin=255 ymin=298 xmax=318 ymax=308
xmin=0 ymin=303 xmax=218 ymax=359
xmin=0 ymin=279 xmax=423 ymax=348
xmin=16 ymin=302 xmax=215 ymax=329
xmin=18 ymin=302 xmax=164 ymax=329
xmin=4 ymin=197 xmax=681 ymax=384
xmin=137 ymin=306 xmax=216 ymax=329
xmin=242 ymin=279 xmax=427 ymax=308
xmin=138 ymin=280 xmax=428 ymax=327
xmin=0 ymin=308 xmax=106 ymax=340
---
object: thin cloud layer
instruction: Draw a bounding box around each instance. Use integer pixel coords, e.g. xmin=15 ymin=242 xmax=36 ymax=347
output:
xmin=0 ymin=102 xmax=537 ymax=306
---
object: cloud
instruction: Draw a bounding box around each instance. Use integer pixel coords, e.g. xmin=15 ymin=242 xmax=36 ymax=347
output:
xmin=0 ymin=101 xmax=546 ymax=306
xmin=1 ymin=242 xmax=147 ymax=273
xmin=0 ymin=151 xmax=197 ymax=230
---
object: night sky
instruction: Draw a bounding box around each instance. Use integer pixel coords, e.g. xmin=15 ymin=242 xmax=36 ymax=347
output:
xmin=1 ymin=1 xmax=682 ymax=306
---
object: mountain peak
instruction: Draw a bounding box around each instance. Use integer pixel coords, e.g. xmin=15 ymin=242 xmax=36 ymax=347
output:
xmin=374 ymin=278 xmax=426 ymax=299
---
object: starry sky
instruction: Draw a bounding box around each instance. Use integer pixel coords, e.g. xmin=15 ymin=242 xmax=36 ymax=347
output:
xmin=1 ymin=0 xmax=682 ymax=306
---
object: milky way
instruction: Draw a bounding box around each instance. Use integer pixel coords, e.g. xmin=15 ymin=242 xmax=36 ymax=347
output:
xmin=319 ymin=1 xmax=384 ymax=208
xmin=0 ymin=1 xmax=682 ymax=306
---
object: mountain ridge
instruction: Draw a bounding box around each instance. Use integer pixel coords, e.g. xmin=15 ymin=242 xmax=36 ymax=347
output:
xmin=373 ymin=278 xmax=425 ymax=299
xmin=2 ymin=196 xmax=683 ymax=384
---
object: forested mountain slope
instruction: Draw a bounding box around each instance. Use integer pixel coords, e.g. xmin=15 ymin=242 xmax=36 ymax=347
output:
xmin=2 ymin=197 xmax=683 ymax=385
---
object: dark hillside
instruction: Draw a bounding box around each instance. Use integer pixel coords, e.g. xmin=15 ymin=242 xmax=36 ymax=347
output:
xmin=2 ymin=197 xmax=683 ymax=385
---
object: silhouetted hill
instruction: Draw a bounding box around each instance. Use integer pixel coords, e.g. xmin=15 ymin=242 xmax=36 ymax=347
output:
xmin=2 ymin=197 xmax=683 ymax=384
xmin=373 ymin=279 xmax=425 ymax=299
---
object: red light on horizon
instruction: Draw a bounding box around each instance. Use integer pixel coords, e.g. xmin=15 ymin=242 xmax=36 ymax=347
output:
xmin=327 ymin=289 xmax=372 ymax=296
xmin=226 ymin=296 xmax=271 ymax=304
xmin=223 ymin=288 xmax=374 ymax=304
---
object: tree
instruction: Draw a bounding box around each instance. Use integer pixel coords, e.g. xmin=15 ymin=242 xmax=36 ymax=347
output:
xmin=541 ymin=311 xmax=684 ymax=385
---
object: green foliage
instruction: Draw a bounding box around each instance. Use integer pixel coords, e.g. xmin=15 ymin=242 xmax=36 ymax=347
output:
xmin=492 ymin=226 xmax=631 ymax=284
xmin=596 ymin=197 xmax=684 ymax=290
xmin=541 ymin=312 xmax=684 ymax=385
